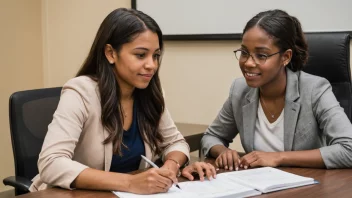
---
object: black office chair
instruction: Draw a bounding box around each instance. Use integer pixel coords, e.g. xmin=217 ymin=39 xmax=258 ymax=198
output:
xmin=184 ymin=133 xmax=203 ymax=157
xmin=3 ymin=87 xmax=62 ymax=195
xmin=303 ymin=32 xmax=352 ymax=121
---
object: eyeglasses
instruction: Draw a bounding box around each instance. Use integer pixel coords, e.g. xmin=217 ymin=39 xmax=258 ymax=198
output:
xmin=233 ymin=49 xmax=281 ymax=65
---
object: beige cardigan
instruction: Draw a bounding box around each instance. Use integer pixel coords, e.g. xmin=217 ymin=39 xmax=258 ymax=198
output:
xmin=29 ymin=76 xmax=190 ymax=191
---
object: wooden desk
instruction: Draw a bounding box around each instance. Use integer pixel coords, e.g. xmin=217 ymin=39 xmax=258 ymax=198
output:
xmin=17 ymin=157 xmax=352 ymax=198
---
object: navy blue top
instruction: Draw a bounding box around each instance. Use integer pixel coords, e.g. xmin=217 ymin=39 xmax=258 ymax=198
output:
xmin=110 ymin=102 xmax=145 ymax=173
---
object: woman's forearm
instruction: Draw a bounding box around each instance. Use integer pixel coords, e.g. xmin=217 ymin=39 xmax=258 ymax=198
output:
xmin=165 ymin=151 xmax=187 ymax=166
xmin=72 ymin=168 xmax=131 ymax=191
xmin=163 ymin=151 xmax=188 ymax=174
xmin=279 ymin=149 xmax=325 ymax=168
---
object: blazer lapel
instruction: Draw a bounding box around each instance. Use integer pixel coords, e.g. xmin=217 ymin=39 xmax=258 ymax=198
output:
xmin=242 ymin=88 xmax=259 ymax=152
xmin=95 ymin=86 xmax=113 ymax=171
xmin=103 ymin=128 xmax=113 ymax=171
xmin=283 ymin=69 xmax=301 ymax=151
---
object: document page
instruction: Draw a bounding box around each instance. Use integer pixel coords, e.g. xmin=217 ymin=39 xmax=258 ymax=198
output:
xmin=113 ymin=174 xmax=261 ymax=198
xmin=113 ymin=186 xmax=195 ymax=198
xmin=223 ymin=167 xmax=315 ymax=193
xmin=178 ymin=174 xmax=261 ymax=198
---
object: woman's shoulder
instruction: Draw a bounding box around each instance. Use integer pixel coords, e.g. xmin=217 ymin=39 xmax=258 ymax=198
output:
xmin=229 ymin=77 xmax=253 ymax=97
xmin=63 ymin=76 xmax=98 ymax=91
xmin=298 ymin=71 xmax=331 ymax=90
xmin=62 ymin=76 xmax=100 ymax=102
xmin=64 ymin=75 xmax=97 ymax=87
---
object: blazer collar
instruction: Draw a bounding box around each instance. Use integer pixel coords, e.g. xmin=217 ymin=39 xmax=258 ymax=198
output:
xmin=242 ymin=68 xmax=301 ymax=152
xmin=243 ymin=87 xmax=259 ymax=152
xmin=283 ymin=68 xmax=301 ymax=151
xmin=285 ymin=68 xmax=300 ymax=102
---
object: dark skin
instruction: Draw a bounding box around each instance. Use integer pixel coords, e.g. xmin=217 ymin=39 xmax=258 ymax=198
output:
xmin=211 ymin=26 xmax=325 ymax=171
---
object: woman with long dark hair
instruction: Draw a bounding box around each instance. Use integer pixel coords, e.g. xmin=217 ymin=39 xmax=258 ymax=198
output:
xmin=30 ymin=8 xmax=215 ymax=194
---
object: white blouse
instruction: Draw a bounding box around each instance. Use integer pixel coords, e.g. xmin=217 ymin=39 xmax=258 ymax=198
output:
xmin=254 ymin=101 xmax=284 ymax=152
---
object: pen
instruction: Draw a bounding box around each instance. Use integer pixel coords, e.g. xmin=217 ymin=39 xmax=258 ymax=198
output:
xmin=141 ymin=155 xmax=181 ymax=189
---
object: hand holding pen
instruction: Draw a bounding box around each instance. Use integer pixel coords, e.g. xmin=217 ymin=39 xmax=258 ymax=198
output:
xmin=141 ymin=155 xmax=181 ymax=189
xmin=126 ymin=158 xmax=179 ymax=194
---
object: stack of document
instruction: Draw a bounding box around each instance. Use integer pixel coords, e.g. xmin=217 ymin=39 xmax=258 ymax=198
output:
xmin=113 ymin=167 xmax=316 ymax=198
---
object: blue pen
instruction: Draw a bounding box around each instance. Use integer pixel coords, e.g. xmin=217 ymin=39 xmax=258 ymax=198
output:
xmin=141 ymin=155 xmax=181 ymax=189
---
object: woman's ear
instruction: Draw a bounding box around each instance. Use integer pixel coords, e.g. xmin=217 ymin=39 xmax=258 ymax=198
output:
xmin=104 ymin=44 xmax=116 ymax=64
xmin=282 ymin=49 xmax=292 ymax=66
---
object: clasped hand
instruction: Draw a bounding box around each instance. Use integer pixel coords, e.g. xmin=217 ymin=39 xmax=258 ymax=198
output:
xmin=215 ymin=149 xmax=282 ymax=170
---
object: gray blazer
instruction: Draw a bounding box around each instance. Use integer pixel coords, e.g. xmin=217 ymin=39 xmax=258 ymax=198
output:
xmin=201 ymin=68 xmax=352 ymax=168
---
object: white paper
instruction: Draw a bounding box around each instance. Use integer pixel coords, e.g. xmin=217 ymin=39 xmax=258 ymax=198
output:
xmin=113 ymin=176 xmax=261 ymax=198
xmin=223 ymin=167 xmax=315 ymax=193
xmin=113 ymin=167 xmax=314 ymax=197
xmin=179 ymin=174 xmax=261 ymax=198
xmin=113 ymin=186 xmax=195 ymax=198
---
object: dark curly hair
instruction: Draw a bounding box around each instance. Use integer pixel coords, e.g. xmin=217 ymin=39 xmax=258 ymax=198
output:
xmin=243 ymin=9 xmax=308 ymax=71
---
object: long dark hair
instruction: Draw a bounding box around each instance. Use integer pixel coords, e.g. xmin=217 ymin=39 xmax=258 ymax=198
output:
xmin=76 ymin=8 xmax=165 ymax=156
xmin=243 ymin=9 xmax=309 ymax=71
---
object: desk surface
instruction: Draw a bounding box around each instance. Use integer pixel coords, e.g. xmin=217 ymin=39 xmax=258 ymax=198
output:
xmin=18 ymin=156 xmax=352 ymax=198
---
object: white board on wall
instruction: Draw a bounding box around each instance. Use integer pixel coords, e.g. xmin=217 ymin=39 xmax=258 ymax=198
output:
xmin=132 ymin=0 xmax=352 ymax=40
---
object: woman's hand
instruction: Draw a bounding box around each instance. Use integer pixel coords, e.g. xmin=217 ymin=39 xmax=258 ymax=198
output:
xmin=181 ymin=162 xmax=217 ymax=181
xmin=215 ymin=148 xmax=240 ymax=171
xmin=240 ymin=151 xmax=282 ymax=169
xmin=127 ymin=168 xmax=177 ymax=194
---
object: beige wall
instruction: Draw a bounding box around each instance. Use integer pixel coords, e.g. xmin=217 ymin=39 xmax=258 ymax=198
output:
xmin=0 ymin=0 xmax=43 ymax=191
xmin=160 ymin=40 xmax=244 ymax=152
xmin=42 ymin=0 xmax=131 ymax=87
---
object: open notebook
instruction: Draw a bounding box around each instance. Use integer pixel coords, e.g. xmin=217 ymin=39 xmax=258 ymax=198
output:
xmin=113 ymin=167 xmax=316 ymax=198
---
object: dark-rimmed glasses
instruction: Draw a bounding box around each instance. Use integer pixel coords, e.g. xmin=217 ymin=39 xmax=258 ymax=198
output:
xmin=233 ymin=49 xmax=281 ymax=65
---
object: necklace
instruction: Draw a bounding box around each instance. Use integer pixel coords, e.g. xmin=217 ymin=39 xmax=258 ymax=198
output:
xmin=260 ymin=96 xmax=283 ymax=118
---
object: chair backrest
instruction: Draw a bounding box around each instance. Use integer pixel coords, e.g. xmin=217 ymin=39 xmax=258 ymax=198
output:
xmin=9 ymin=87 xmax=62 ymax=181
xmin=303 ymin=32 xmax=352 ymax=121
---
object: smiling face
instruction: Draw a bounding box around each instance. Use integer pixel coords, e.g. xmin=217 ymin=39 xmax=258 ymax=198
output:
xmin=106 ymin=30 xmax=161 ymax=90
xmin=239 ymin=26 xmax=290 ymax=88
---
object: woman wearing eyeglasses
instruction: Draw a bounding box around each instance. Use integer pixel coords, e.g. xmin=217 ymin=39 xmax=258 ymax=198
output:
xmin=201 ymin=9 xmax=352 ymax=170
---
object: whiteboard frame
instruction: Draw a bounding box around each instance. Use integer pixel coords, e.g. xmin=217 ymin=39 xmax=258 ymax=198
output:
xmin=131 ymin=0 xmax=352 ymax=41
